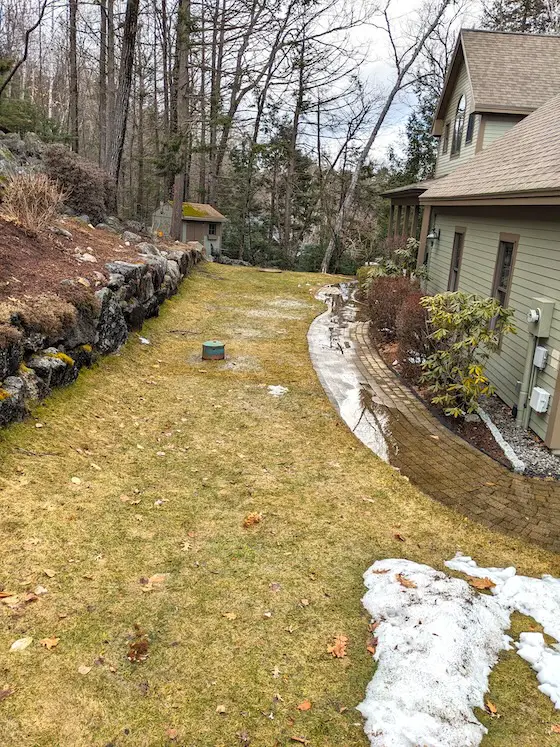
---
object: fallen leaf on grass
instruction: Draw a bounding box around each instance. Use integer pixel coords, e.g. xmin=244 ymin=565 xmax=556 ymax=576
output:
xmin=34 ymin=585 xmax=48 ymax=595
xmin=0 ymin=591 xmax=15 ymax=599
xmin=166 ymin=727 xmax=178 ymax=740
xmin=71 ymin=476 xmax=81 ymax=485
xmin=216 ymin=704 xmax=227 ymax=714
xmin=272 ymin=666 xmax=280 ymax=678
xmin=468 ymin=576 xmax=496 ymax=591
xmin=78 ymin=665 xmax=92 ymax=675
xmin=0 ymin=687 xmax=14 ymax=701
xmin=551 ymin=724 xmax=560 ymax=734
xmin=270 ymin=582 xmax=281 ymax=592
xmin=366 ymin=636 xmax=378 ymax=655
xmin=393 ymin=533 xmax=406 ymax=542
xmin=9 ymin=637 xmax=33 ymax=652
xmin=223 ymin=612 xmax=237 ymax=620
xmin=300 ymin=598 xmax=310 ymax=607
xmin=369 ymin=569 xmax=389 ymax=575
xmin=396 ymin=573 xmax=417 ymax=589
xmin=297 ymin=700 xmax=312 ymax=711
xmin=39 ymin=637 xmax=60 ymax=650
xmin=290 ymin=737 xmax=309 ymax=745
xmin=242 ymin=512 xmax=262 ymax=528
xmin=327 ymin=634 xmax=348 ymax=658
xmin=485 ymin=700 xmax=498 ymax=715
xmin=140 ymin=574 xmax=167 ymax=592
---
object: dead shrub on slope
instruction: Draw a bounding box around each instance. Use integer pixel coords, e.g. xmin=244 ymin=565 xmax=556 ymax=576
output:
xmin=1 ymin=172 xmax=66 ymax=233
xmin=0 ymin=294 xmax=77 ymax=339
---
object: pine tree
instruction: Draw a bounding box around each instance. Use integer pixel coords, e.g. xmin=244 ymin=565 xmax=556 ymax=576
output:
xmin=481 ymin=0 xmax=555 ymax=33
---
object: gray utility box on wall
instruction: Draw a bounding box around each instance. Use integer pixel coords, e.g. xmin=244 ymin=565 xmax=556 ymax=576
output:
xmin=528 ymin=297 xmax=555 ymax=338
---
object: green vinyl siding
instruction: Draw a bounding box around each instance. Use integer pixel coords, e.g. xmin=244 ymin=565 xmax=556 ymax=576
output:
xmin=482 ymin=114 xmax=523 ymax=148
xmin=435 ymin=63 xmax=479 ymax=179
xmin=426 ymin=211 xmax=560 ymax=441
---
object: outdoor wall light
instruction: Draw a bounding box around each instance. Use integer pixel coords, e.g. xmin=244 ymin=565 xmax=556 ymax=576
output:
xmin=427 ymin=228 xmax=440 ymax=244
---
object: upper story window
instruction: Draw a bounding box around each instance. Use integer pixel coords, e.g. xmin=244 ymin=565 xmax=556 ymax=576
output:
xmin=451 ymin=95 xmax=466 ymax=155
xmin=465 ymin=112 xmax=476 ymax=144
xmin=442 ymin=122 xmax=450 ymax=154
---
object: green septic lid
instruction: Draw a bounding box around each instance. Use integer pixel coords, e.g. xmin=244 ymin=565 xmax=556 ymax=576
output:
xmin=203 ymin=340 xmax=224 ymax=349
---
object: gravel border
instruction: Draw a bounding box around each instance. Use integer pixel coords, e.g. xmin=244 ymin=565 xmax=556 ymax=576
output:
xmin=483 ymin=395 xmax=560 ymax=478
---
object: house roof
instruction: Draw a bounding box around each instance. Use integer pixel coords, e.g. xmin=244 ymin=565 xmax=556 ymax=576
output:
xmin=181 ymin=202 xmax=226 ymax=222
xmin=422 ymin=92 xmax=560 ymax=204
xmin=433 ymin=29 xmax=560 ymax=134
xmin=380 ymin=179 xmax=434 ymax=199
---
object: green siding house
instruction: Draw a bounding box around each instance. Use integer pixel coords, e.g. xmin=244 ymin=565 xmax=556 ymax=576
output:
xmin=383 ymin=29 xmax=560 ymax=452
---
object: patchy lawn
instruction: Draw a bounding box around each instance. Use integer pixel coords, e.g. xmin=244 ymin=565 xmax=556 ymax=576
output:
xmin=0 ymin=263 xmax=558 ymax=746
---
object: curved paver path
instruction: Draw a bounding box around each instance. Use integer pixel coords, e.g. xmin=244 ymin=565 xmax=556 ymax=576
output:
xmin=309 ymin=292 xmax=560 ymax=553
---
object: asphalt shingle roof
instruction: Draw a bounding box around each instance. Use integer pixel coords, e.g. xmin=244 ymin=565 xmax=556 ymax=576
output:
xmin=462 ymin=30 xmax=560 ymax=113
xmin=422 ymin=92 xmax=560 ymax=201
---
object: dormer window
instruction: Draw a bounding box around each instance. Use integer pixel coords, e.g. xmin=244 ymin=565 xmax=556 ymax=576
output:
xmin=451 ymin=95 xmax=466 ymax=155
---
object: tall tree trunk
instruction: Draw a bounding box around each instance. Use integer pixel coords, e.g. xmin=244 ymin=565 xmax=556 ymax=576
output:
xmin=171 ymin=0 xmax=191 ymax=240
xmin=106 ymin=0 xmax=116 ymax=166
xmin=68 ymin=0 xmax=79 ymax=152
xmin=106 ymin=0 xmax=140 ymax=186
xmin=99 ymin=0 xmax=107 ymax=164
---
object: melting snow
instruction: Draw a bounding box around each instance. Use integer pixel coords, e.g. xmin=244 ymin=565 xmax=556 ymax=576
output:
xmin=267 ymin=385 xmax=289 ymax=397
xmin=358 ymin=555 xmax=560 ymax=746
xmin=445 ymin=553 xmax=560 ymax=710
xmin=357 ymin=559 xmax=511 ymax=747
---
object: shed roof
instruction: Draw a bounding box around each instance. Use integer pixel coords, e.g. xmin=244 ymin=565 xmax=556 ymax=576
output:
xmin=433 ymin=29 xmax=560 ymax=133
xmin=181 ymin=202 xmax=226 ymax=222
xmin=422 ymin=92 xmax=560 ymax=204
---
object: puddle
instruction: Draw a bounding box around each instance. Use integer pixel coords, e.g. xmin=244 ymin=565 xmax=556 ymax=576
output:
xmin=308 ymin=284 xmax=398 ymax=464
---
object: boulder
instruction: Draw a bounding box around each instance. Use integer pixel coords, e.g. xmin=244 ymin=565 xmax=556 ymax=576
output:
xmin=137 ymin=272 xmax=155 ymax=304
xmin=0 ymin=340 xmax=23 ymax=380
xmin=137 ymin=242 xmax=160 ymax=256
xmin=95 ymin=222 xmax=119 ymax=233
xmin=23 ymin=131 xmax=44 ymax=157
xmin=19 ymin=367 xmax=49 ymax=401
xmin=105 ymin=215 xmax=124 ymax=232
xmin=122 ymin=298 xmax=146 ymax=330
xmin=0 ymin=376 xmax=27 ymax=426
xmin=107 ymin=273 xmax=125 ymax=290
xmin=95 ymin=288 xmax=128 ymax=354
xmin=23 ymin=331 xmax=47 ymax=354
xmin=166 ymin=249 xmax=189 ymax=276
xmin=68 ymin=344 xmax=96 ymax=369
xmin=77 ymin=214 xmax=91 ymax=224
xmin=65 ymin=308 xmax=97 ymax=348
xmin=141 ymin=255 xmax=167 ymax=289
xmin=51 ymin=226 xmax=73 ymax=240
xmin=0 ymin=133 xmax=26 ymax=158
xmin=27 ymin=350 xmax=78 ymax=388
xmin=122 ymin=230 xmax=142 ymax=244
xmin=125 ymin=220 xmax=144 ymax=234
xmin=104 ymin=261 xmax=146 ymax=295
xmin=166 ymin=259 xmax=181 ymax=284
xmin=142 ymin=295 xmax=160 ymax=319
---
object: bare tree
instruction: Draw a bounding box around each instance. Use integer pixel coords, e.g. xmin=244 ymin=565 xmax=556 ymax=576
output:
xmin=320 ymin=0 xmax=452 ymax=272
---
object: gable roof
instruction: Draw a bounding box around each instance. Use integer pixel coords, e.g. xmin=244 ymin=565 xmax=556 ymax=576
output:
xmin=422 ymin=92 xmax=560 ymax=204
xmin=181 ymin=202 xmax=226 ymax=222
xmin=433 ymin=29 xmax=560 ymax=135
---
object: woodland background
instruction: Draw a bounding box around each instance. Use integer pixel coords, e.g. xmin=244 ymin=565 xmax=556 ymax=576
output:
xmin=0 ymin=0 xmax=557 ymax=271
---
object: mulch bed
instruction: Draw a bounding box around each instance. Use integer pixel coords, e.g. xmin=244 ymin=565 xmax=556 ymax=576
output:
xmin=0 ymin=217 xmax=145 ymax=301
xmin=374 ymin=337 xmax=512 ymax=469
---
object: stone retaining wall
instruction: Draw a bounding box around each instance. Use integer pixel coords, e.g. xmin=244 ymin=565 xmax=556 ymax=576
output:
xmin=0 ymin=241 xmax=203 ymax=427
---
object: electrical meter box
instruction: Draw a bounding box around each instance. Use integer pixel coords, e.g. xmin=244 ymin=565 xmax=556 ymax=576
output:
xmin=528 ymin=298 xmax=555 ymax=337
xmin=530 ymin=386 xmax=551 ymax=413
xmin=533 ymin=345 xmax=549 ymax=370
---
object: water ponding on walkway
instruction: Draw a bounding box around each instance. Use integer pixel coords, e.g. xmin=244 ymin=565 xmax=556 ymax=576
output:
xmin=308 ymin=284 xmax=398 ymax=464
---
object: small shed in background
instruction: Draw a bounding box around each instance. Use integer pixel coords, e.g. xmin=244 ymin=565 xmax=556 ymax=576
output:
xmin=152 ymin=202 xmax=227 ymax=259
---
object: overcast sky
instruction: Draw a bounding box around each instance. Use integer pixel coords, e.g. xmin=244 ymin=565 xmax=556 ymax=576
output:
xmin=362 ymin=0 xmax=484 ymax=161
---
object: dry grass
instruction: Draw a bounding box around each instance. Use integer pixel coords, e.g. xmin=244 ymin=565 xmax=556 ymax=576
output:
xmin=0 ymin=264 xmax=558 ymax=746
xmin=1 ymin=172 xmax=66 ymax=233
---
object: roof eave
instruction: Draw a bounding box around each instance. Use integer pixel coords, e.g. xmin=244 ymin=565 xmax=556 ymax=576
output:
xmin=420 ymin=189 xmax=560 ymax=206
xmin=432 ymin=32 xmax=465 ymax=136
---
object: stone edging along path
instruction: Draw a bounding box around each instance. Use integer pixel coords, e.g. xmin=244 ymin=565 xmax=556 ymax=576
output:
xmin=0 ymin=242 xmax=203 ymax=428
xmin=308 ymin=287 xmax=560 ymax=553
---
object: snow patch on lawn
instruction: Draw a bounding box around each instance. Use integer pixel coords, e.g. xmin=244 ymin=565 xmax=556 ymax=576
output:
xmin=357 ymin=559 xmax=510 ymax=747
xmin=445 ymin=553 xmax=560 ymax=710
xmin=267 ymin=385 xmax=289 ymax=397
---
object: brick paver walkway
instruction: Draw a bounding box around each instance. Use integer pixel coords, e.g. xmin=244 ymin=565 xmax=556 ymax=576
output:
xmin=310 ymin=296 xmax=560 ymax=552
